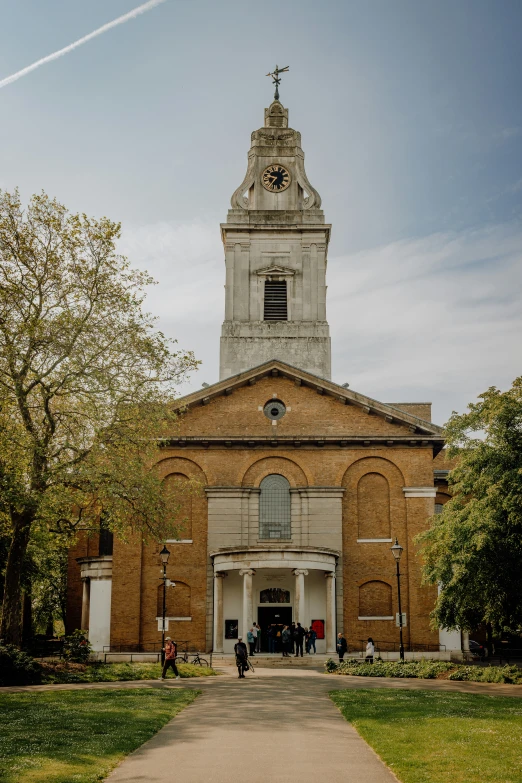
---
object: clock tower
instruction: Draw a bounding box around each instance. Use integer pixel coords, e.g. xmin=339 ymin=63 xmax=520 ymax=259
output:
xmin=219 ymin=99 xmax=332 ymax=380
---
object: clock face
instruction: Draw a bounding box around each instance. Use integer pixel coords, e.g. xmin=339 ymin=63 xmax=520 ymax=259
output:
xmin=261 ymin=164 xmax=291 ymax=193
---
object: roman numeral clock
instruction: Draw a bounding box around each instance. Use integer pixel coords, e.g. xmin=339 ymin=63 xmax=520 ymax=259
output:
xmin=261 ymin=163 xmax=291 ymax=193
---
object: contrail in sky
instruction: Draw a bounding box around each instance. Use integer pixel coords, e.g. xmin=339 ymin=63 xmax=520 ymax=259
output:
xmin=0 ymin=0 xmax=169 ymax=90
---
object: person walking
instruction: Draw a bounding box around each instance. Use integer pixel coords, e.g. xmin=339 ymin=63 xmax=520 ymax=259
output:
xmin=281 ymin=625 xmax=291 ymax=657
xmin=234 ymin=637 xmax=248 ymax=678
xmin=247 ymin=627 xmax=256 ymax=657
xmin=159 ymin=637 xmax=180 ymax=680
xmin=294 ymin=622 xmax=305 ymax=657
xmin=365 ymin=637 xmax=375 ymax=663
xmin=337 ymin=632 xmax=348 ymax=662
xmin=308 ymin=626 xmax=317 ymax=654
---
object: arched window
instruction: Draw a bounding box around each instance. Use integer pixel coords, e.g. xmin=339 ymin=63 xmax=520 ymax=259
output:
xmin=357 ymin=473 xmax=391 ymax=539
xmin=163 ymin=473 xmax=193 ymax=539
xmin=157 ymin=580 xmax=191 ymax=617
xmin=359 ymin=581 xmax=393 ymax=618
xmin=259 ymin=474 xmax=291 ymax=539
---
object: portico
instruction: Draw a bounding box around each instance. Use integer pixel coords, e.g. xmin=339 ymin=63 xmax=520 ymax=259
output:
xmin=211 ymin=547 xmax=338 ymax=654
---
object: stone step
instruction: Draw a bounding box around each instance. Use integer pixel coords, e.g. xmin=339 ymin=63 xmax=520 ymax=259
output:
xmin=211 ymin=653 xmax=331 ymax=667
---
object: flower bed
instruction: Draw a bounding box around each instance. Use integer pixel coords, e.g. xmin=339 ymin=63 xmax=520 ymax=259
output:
xmin=325 ymin=657 xmax=522 ymax=683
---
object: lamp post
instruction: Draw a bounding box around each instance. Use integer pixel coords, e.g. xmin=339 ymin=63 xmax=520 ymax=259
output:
xmin=159 ymin=545 xmax=170 ymax=664
xmin=391 ymin=538 xmax=405 ymax=661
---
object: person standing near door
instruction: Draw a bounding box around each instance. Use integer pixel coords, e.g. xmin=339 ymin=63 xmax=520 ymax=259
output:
xmin=307 ymin=626 xmax=317 ymax=654
xmin=267 ymin=624 xmax=276 ymax=654
xmin=294 ymin=622 xmax=305 ymax=657
xmin=337 ymin=632 xmax=348 ymax=661
xmin=247 ymin=627 xmax=256 ymax=657
xmin=281 ymin=625 xmax=291 ymax=657
xmin=290 ymin=622 xmax=296 ymax=655
xmin=254 ymin=622 xmax=261 ymax=652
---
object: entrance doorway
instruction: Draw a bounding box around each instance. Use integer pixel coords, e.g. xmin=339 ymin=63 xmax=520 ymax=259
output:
xmin=257 ymin=606 xmax=292 ymax=652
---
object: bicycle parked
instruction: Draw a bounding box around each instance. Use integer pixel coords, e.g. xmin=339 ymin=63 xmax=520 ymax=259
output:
xmin=174 ymin=644 xmax=209 ymax=667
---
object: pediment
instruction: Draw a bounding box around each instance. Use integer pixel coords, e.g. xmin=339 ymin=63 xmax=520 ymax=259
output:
xmin=170 ymin=360 xmax=444 ymax=449
xmin=255 ymin=265 xmax=296 ymax=277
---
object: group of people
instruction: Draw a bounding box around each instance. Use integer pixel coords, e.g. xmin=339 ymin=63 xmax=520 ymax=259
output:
xmin=246 ymin=622 xmax=318 ymax=656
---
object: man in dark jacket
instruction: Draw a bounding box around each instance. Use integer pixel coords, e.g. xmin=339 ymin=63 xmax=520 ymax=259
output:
xmin=234 ymin=637 xmax=248 ymax=678
xmin=337 ymin=633 xmax=348 ymax=661
xmin=294 ymin=622 xmax=305 ymax=657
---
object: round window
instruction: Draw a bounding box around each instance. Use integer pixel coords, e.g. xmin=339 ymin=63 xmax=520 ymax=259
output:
xmin=263 ymin=399 xmax=286 ymax=420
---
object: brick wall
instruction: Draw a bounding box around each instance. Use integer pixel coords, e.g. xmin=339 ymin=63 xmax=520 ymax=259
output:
xmin=67 ymin=375 xmax=443 ymax=652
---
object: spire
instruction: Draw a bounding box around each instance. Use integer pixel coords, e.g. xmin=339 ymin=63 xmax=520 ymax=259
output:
xmin=266 ymin=64 xmax=289 ymax=102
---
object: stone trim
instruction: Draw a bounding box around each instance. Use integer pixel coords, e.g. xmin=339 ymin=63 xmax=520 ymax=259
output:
xmin=358 ymin=616 xmax=394 ymax=621
xmin=155 ymin=616 xmax=192 ymax=621
xmin=165 ymin=436 xmax=443 ymax=450
xmin=77 ymin=556 xmax=113 ymax=580
xmin=205 ymin=487 xmax=259 ymax=497
xmin=166 ymin=539 xmax=193 ymax=544
xmin=211 ymin=547 xmax=338 ymax=573
xmin=357 ymin=538 xmax=393 ymax=543
xmin=402 ymin=487 xmax=437 ymax=498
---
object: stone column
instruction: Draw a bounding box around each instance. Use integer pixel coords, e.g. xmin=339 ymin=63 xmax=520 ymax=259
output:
xmin=239 ymin=569 xmax=255 ymax=639
xmin=81 ymin=579 xmax=90 ymax=631
xmin=325 ymin=572 xmax=336 ymax=653
xmin=213 ymin=572 xmax=227 ymax=652
xmin=293 ymin=569 xmax=308 ymax=625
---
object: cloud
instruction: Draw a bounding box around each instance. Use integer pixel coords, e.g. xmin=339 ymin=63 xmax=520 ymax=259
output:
xmin=0 ymin=0 xmax=169 ymax=90
xmin=329 ymin=224 xmax=522 ymax=422
xmin=118 ymin=219 xmax=223 ymax=389
xmin=119 ymin=219 xmax=522 ymax=424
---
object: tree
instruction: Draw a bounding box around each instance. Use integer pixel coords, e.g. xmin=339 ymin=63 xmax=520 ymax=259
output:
xmin=418 ymin=378 xmax=522 ymax=644
xmin=0 ymin=190 xmax=198 ymax=645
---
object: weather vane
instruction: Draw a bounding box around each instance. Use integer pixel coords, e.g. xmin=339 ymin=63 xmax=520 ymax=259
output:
xmin=266 ymin=64 xmax=289 ymax=101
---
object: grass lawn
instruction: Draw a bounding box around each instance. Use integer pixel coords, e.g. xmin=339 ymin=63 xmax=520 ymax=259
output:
xmin=330 ymin=689 xmax=522 ymax=783
xmin=40 ymin=660 xmax=217 ymax=684
xmin=0 ymin=688 xmax=198 ymax=783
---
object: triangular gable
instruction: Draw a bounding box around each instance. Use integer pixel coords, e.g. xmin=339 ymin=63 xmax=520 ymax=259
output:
xmin=255 ymin=265 xmax=296 ymax=277
xmin=172 ymin=359 xmax=443 ymax=437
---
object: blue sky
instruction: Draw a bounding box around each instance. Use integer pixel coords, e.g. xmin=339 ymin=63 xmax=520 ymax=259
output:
xmin=1 ymin=0 xmax=521 ymax=423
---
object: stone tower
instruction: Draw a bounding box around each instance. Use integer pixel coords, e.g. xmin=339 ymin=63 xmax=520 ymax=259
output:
xmin=219 ymin=100 xmax=332 ymax=380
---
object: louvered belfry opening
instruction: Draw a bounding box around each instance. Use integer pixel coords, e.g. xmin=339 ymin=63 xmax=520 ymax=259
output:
xmin=264 ymin=279 xmax=288 ymax=321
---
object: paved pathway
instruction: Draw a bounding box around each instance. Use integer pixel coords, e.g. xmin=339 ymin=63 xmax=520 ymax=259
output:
xmin=4 ymin=667 xmax=522 ymax=783
xmin=106 ymin=667 xmax=398 ymax=783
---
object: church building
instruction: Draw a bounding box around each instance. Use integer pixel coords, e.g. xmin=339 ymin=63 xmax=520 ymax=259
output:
xmin=67 ymin=93 xmax=460 ymax=659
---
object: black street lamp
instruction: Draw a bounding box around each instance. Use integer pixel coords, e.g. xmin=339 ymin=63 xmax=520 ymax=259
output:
xmin=391 ymin=538 xmax=405 ymax=661
xmin=159 ymin=545 xmax=171 ymax=664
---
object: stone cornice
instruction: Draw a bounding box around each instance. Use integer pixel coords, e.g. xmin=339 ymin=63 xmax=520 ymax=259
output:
xmin=161 ymin=434 xmax=443 ymax=450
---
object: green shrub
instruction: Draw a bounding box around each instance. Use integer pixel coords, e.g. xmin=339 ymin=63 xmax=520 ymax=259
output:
xmin=449 ymin=664 xmax=522 ymax=684
xmin=328 ymin=659 xmax=453 ymax=679
xmin=326 ymin=657 xmax=522 ymax=684
xmin=0 ymin=644 xmax=42 ymax=686
xmin=62 ymin=630 xmax=92 ymax=662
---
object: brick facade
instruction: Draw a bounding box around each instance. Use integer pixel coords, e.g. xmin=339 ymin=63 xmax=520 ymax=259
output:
xmin=67 ymin=364 xmax=447 ymax=653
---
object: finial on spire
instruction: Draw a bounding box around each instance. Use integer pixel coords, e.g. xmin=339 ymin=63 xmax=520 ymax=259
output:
xmin=266 ymin=64 xmax=289 ymax=101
